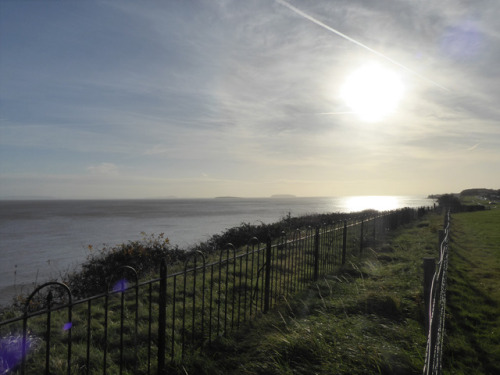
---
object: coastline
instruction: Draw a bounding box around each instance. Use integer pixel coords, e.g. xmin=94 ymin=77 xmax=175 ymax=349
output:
xmin=0 ymin=196 xmax=435 ymax=307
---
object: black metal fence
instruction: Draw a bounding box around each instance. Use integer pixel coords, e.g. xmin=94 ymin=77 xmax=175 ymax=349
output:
xmin=0 ymin=207 xmax=429 ymax=374
xmin=422 ymin=210 xmax=451 ymax=375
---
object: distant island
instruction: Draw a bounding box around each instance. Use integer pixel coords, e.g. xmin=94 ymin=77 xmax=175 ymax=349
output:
xmin=213 ymin=195 xmax=297 ymax=199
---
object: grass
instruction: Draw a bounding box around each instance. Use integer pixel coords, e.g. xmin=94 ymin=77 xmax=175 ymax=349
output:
xmin=171 ymin=213 xmax=444 ymax=374
xmin=443 ymin=207 xmax=500 ymax=374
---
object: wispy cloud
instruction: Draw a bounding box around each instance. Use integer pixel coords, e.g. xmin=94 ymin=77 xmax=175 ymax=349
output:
xmin=87 ymin=163 xmax=119 ymax=176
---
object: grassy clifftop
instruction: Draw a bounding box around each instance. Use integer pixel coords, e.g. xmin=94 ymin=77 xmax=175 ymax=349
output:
xmin=174 ymin=213 xmax=444 ymax=374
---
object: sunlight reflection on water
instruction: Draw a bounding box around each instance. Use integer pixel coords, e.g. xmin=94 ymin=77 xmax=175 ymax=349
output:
xmin=344 ymin=196 xmax=400 ymax=212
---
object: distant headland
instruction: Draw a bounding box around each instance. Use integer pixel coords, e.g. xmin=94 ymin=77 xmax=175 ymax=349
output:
xmin=428 ymin=188 xmax=499 ymax=200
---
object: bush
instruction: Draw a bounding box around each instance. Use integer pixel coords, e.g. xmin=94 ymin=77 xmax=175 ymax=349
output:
xmin=197 ymin=212 xmax=357 ymax=252
xmin=65 ymin=233 xmax=186 ymax=298
xmin=437 ymin=194 xmax=462 ymax=212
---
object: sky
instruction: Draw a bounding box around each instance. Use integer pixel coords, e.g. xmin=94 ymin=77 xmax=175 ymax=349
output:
xmin=1 ymin=0 xmax=499 ymax=199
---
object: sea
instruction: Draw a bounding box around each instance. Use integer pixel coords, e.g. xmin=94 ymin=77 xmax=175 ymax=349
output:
xmin=0 ymin=196 xmax=435 ymax=306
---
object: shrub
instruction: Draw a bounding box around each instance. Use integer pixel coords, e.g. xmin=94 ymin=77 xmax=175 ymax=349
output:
xmin=197 ymin=212 xmax=355 ymax=252
xmin=437 ymin=194 xmax=462 ymax=212
xmin=65 ymin=233 xmax=186 ymax=298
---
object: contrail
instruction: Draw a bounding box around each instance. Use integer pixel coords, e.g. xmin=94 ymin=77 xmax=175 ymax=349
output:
xmin=276 ymin=0 xmax=449 ymax=91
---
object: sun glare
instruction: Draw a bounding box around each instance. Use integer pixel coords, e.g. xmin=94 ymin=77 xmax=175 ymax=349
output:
xmin=340 ymin=63 xmax=404 ymax=122
xmin=345 ymin=196 xmax=399 ymax=212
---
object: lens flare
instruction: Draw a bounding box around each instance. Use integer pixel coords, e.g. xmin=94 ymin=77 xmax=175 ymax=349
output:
xmin=112 ymin=279 xmax=128 ymax=293
xmin=0 ymin=335 xmax=41 ymax=372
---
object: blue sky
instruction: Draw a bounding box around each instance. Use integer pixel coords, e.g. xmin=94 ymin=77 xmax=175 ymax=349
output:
xmin=1 ymin=0 xmax=499 ymax=199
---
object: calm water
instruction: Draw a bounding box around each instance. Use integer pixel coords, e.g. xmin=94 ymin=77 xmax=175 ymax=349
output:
xmin=0 ymin=196 xmax=434 ymax=305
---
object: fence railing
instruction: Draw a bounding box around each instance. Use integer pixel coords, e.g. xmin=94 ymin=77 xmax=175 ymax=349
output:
xmin=423 ymin=210 xmax=451 ymax=375
xmin=0 ymin=207 xmax=430 ymax=374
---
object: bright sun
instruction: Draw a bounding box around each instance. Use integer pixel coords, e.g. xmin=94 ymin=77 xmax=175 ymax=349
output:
xmin=340 ymin=63 xmax=404 ymax=122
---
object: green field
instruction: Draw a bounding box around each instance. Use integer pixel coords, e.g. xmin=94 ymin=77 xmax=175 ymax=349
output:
xmin=191 ymin=213 xmax=445 ymax=374
xmin=444 ymin=208 xmax=500 ymax=374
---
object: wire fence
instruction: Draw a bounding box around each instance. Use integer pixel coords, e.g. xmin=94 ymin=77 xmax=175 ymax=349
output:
xmin=0 ymin=207 xmax=430 ymax=374
xmin=423 ymin=210 xmax=451 ymax=375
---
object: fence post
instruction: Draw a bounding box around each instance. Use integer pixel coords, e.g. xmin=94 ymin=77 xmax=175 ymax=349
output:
xmin=45 ymin=291 xmax=53 ymax=375
xmin=359 ymin=219 xmax=364 ymax=254
xmin=158 ymin=259 xmax=167 ymax=374
xmin=264 ymin=236 xmax=272 ymax=313
xmin=423 ymin=257 xmax=435 ymax=334
xmin=342 ymin=220 xmax=347 ymax=265
xmin=313 ymin=227 xmax=320 ymax=281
